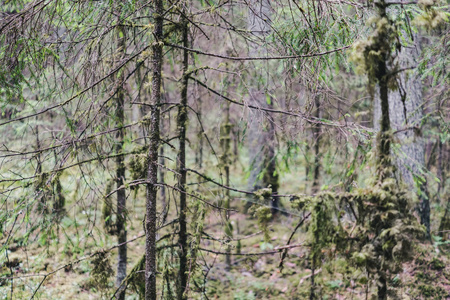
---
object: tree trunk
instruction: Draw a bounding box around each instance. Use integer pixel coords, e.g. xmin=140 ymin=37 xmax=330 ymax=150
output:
xmin=176 ymin=6 xmax=189 ymax=300
xmin=35 ymin=124 xmax=47 ymax=214
xmin=373 ymin=32 xmax=430 ymax=236
xmin=374 ymin=3 xmax=390 ymax=299
xmin=311 ymin=95 xmax=322 ymax=194
xmin=159 ymin=93 xmax=167 ymax=223
xmin=145 ymin=0 xmax=163 ymax=298
xmin=221 ymin=101 xmax=232 ymax=267
xmin=377 ymin=273 xmax=387 ymax=300
xmin=115 ymin=23 xmax=127 ymax=299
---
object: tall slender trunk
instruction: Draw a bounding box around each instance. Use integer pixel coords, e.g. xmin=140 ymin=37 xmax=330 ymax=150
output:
xmin=221 ymin=101 xmax=232 ymax=267
xmin=35 ymin=124 xmax=47 ymax=213
xmin=159 ymin=95 xmax=167 ymax=222
xmin=376 ymin=50 xmax=390 ymax=176
xmin=311 ymin=95 xmax=321 ymax=194
xmin=145 ymin=0 xmax=163 ymax=298
xmin=115 ymin=23 xmax=127 ymax=299
xmin=53 ymin=151 xmax=65 ymax=216
xmin=265 ymin=99 xmax=279 ymax=213
xmin=374 ymin=3 xmax=390 ymax=299
xmin=177 ymin=7 xmax=189 ymax=300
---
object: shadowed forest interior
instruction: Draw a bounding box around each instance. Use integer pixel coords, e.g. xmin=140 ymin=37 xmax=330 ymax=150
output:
xmin=0 ymin=0 xmax=449 ymax=299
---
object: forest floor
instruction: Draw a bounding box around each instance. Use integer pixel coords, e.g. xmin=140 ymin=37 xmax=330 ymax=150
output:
xmin=1 ymin=154 xmax=449 ymax=299
xmin=1 ymin=196 xmax=450 ymax=299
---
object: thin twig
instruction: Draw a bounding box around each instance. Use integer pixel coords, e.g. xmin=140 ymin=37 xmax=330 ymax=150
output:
xmin=279 ymin=212 xmax=311 ymax=270
xmin=166 ymin=42 xmax=351 ymax=60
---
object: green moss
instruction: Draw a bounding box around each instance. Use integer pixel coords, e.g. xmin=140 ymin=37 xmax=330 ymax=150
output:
xmin=417 ymin=284 xmax=447 ymax=299
xmin=128 ymin=153 xmax=148 ymax=188
xmin=413 ymin=3 xmax=448 ymax=30
xmin=102 ymin=180 xmax=115 ymax=234
xmin=291 ymin=173 xmax=424 ymax=298
xmin=349 ymin=14 xmax=398 ymax=93
xmin=126 ymin=255 xmax=146 ymax=298
xmin=430 ymin=257 xmax=445 ymax=270
xmin=254 ymin=188 xmax=272 ymax=201
xmin=250 ymin=205 xmax=272 ymax=242
xmin=89 ymin=251 xmax=113 ymax=292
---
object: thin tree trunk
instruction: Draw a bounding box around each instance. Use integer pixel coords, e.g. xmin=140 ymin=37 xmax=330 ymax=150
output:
xmin=221 ymin=101 xmax=232 ymax=267
xmin=376 ymin=52 xmax=390 ymax=175
xmin=375 ymin=3 xmax=390 ymax=299
xmin=265 ymin=98 xmax=279 ymax=214
xmin=145 ymin=0 xmax=163 ymax=298
xmin=115 ymin=23 xmax=127 ymax=299
xmin=53 ymin=151 xmax=65 ymax=215
xmin=195 ymin=94 xmax=203 ymax=169
xmin=177 ymin=7 xmax=189 ymax=300
xmin=311 ymin=95 xmax=321 ymax=194
xmin=159 ymin=95 xmax=166 ymax=220
xmin=35 ymin=124 xmax=47 ymax=213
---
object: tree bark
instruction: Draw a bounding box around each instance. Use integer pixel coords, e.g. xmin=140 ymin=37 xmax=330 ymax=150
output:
xmin=311 ymin=95 xmax=322 ymax=194
xmin=374 ymin=3 xmax=390 ymax=299
xmin=145 ymin=0 xmax=163 ymax=298
xmin=115 ymin=23 xmax=127 ymax=299
xmin=221 ymin=101 xmax=232 ymax=267
xmin=373 ymin=32 xmax=430 ymax=236
xmin=176 ymin=5 xmax=189 ymax=300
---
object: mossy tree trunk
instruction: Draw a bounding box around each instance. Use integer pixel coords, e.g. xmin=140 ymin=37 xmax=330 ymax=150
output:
xmin=263 ymin=110 xmax=279 ymax=213
xmin=114 ymin=22 xmax=127 ymax=299
xmin=374 ymin=32 xmax=430 ymax=237
xmin=177 ymin=1 xmax=189 ymax=300
xmin=311 ymin=94 xmax=322 ymax=194
xmin=35 ymin=124 xmax=47 ymax=213
xmin=145 ymin=0 xmax=163 ymax=298
xmin=373 ymin=2 xmax=391 ymax=299
xmin=220 ymin=101 xmax=232 ymax=267
xmin=176 ymin=5 xmax=189 ymax=299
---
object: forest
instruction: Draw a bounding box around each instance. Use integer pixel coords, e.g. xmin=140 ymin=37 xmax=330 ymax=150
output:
xmin=0 ymin=0 xmax=449 ymax=299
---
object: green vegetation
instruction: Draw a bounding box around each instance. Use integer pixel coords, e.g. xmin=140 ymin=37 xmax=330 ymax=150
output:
xmin=0 ymin=0 xmax=449 ymax=299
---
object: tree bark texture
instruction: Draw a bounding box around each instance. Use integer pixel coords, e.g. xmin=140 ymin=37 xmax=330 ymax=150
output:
xmin=221 ymin=101 xmax=232 ymax=267
xmin=374 ymin=3 xmax=390 ymax=299
xmin=311 ymin=95 xmax=322 ymax=194
xmin=176 ymin=8 xmax=189 ymax=300
xmin=373 ymin=32 xmax=430 ymax=235
xmin=145 ymin=0 xmax=163 ymax=299
xmin=115 ymin=24 xmax=127 ymax=298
